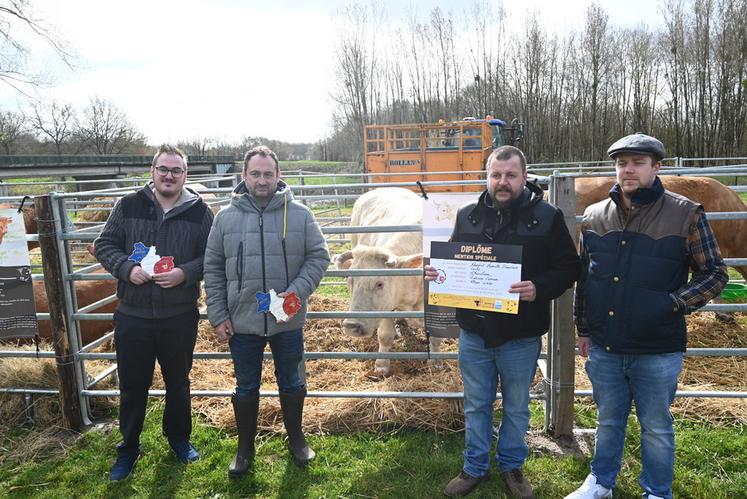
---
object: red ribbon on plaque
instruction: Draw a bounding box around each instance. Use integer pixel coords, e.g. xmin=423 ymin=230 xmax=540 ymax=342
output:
xmin=153 ymin=256 xmax=175 ymax=274
xmin=282 ymin=292 xmax=301 ymax=317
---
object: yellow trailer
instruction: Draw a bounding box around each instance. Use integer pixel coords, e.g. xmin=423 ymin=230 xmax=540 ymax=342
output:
xmin=364 ymin=117 xmax=523 ymax=192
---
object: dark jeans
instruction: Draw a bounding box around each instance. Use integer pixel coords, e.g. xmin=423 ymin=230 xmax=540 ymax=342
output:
xmin=229 ymin=329 xmax=306 ymax=397
xmin=114 ymin=308 xmax=199 ymax=451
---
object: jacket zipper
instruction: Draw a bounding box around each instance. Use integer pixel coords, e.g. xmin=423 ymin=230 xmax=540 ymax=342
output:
xmin=237 ymin=241 xmax=243 ymax=292
xmin=259 ymin=209 xmax=268 ymax=336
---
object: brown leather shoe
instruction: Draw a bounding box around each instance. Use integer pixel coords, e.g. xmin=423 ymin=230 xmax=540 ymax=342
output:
xmin=443 ymin=470 xmax=489 ymax=497
xmin=501 ymin=468 xmax=535 ymax=499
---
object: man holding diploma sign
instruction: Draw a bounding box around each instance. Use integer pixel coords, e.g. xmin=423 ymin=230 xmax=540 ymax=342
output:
xmin=425 ymin=146 xmax=579 ymax=498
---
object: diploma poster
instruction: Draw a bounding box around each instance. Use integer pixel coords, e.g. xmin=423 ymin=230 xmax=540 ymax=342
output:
xmin=422 ymin=193 xmax=474 ymax=338
xmin=0 ymin=207 xmax=37 ymax=338
xmin=428 ymin=241 xmax=522 ymax=315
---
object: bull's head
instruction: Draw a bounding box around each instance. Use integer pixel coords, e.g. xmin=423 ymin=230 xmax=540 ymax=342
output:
xmin=335 ymin=245 xmax=423 ymax=338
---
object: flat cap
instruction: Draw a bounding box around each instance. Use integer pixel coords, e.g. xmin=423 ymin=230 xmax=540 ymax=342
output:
xmin=607 ymin=133 xmax=665 ymax=160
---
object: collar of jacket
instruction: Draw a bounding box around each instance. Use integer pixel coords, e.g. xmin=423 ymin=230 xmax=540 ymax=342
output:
xmin=139 ymin=182 xmax=201 ymax=217
xmin=609 ymin=176 xmax=664 ymax=209
xmin=467 ymin=180 xmax=544 ymax=228
xmin=231 ymin=179 xmax=295 ymax=212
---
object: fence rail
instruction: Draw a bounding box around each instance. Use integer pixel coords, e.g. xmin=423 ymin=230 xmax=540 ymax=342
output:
xmin=1 ymin=163 xmax=745 ymax=435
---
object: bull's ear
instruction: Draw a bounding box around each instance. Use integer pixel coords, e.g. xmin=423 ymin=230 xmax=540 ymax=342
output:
xmin=399 ymin=253 xmax=423 ymax=269
xmin=335 ymin=251 xmax=354 ymax=270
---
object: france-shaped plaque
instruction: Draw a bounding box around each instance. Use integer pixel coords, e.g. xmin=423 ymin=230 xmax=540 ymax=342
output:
xmin=255 ymin=289 xmax=302 ymax=323
xmin=128 ymin=242 xmax=175 ymax=276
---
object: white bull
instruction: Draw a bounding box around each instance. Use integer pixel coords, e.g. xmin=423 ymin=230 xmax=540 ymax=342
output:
xmin=335 ymin=187 xmax=444 ymax=375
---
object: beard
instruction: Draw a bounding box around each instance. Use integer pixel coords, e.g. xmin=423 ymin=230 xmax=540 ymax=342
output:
xmin=156 ymin=181 xmax=181 ymax=198
xmin=490 ymin=188 xmax=518 ymax=209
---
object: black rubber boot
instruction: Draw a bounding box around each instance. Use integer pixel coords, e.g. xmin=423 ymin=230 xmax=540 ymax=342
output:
xmin=228 ymin=393 xmax=259 ymax=479
xmin=278 ymin=390 xmax=315 ymax=466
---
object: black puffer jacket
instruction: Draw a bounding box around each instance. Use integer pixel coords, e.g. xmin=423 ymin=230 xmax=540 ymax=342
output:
xmin=450 ymin=182 xmax=580 ymax=347
xmin=94 ymin=185 xmax=214 ymax=319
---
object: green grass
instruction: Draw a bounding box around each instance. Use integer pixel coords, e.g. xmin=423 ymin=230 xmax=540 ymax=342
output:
xmin=0 ymin=402 xmax=745 ymax=498
xmin=314 ymin=278 xmax=349 ymax=299
xmin=284 ymin=175 xmax=361 ymax=186
xmin=281 ymin=160 xmax=355 ymax=168
xmin=280 ymin=161 xmax=358 ymax=175
xmin=2 ymin=176 xmax=92 ymax=196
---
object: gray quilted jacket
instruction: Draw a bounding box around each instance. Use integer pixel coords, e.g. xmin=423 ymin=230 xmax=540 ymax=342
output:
xmin=203 ymin=180 xmax=330 ymax=335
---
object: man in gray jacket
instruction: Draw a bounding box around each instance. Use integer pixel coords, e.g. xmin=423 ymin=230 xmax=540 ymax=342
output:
xmin=204 ymin=145 xmax=330 ymax=478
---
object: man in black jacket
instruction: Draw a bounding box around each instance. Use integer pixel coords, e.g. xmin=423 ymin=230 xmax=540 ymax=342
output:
xmin=425 ymin=146 xmax=579 ymax=498
xmin=95 ymin=144 xmax=214 ymax=481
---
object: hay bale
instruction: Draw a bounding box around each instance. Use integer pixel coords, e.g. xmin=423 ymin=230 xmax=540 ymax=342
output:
xmin=78 ymin=197 xmax=115 ymax=222
xmin=0 ymin=342 xmax=117 ymax=430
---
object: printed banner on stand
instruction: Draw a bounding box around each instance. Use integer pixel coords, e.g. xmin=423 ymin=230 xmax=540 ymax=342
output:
xmin=422 ymin=193 xmax=475 ymax=339
xmin=0 ymin=207 xmax=37 ymax=338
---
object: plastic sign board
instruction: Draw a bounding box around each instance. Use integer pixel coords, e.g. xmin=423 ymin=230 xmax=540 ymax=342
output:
xmin=0 ymin=208 xmax=37 ymax=338
xmin=422 ymin=193 xmax=474 ymax=339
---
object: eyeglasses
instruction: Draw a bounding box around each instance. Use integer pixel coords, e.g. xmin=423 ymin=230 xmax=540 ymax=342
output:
xmin=155 ymin=166 xmax=186 ymax=177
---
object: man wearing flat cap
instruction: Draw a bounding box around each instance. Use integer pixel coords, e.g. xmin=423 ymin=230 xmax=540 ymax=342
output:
xmin=566 ymin=133 xmax=727 ymax=499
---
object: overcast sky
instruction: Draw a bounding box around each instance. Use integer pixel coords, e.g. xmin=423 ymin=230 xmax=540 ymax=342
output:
xmin=1 ymin=0 xmax=656 ymax=145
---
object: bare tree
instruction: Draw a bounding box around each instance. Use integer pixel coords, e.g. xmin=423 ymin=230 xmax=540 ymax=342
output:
xmin=0 ymin=109 xmax=25 ymax=153
xmin=29 ymin=100 xmax=75 ymax=154
xmin=712 ymin=0 xmax=747 ymax=155
xmin=77 ymin=97 xmax=143 ymax=154
xmin=0 ymin=0 xmax=73 ymax=92
xmin=579 ymin=3 xmax=614 ymax=158
xmin=621 ymin=26 xmax=660 ymax=133
xmin=178 ymin=136 xmax=214 ymax=156
xmin=331 ymin=3 xmax=384 ymax=163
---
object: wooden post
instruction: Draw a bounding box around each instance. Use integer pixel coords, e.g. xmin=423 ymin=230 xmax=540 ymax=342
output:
xmin=547 ymin=174 xmax=577 ymax=437
xmin=35 ymin=194 xmax=83 ymax=431
xmin=299 ymin=171 xmax=308 ymax=207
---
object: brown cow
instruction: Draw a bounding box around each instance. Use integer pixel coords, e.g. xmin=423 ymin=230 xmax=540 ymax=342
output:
xmin=33 ymin=273 xmax=118 ymax=345
xmin=0 ymin=204 xmax=38 ymax=250
xmin=0 ymin=216 xmax=13 ymax=245
xmin=575 ymin=176 xmax=747 ymax=279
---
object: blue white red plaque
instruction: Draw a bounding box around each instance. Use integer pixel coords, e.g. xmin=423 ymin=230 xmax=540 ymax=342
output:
xmin=128 ymin=242 xmax=174 ymax=276
xmin=256 ymin=289 xmax=301 ymax=322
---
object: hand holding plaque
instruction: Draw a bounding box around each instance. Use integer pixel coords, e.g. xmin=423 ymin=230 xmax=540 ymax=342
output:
xmin=255 ymin=289 xmax=302 ymax=323
xmin=128 ymin=242 xmax=175 ymax=277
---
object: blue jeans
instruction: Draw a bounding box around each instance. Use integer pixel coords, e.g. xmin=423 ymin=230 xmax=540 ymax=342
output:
xmin=586 ymin=344 xmax=683 ymax=499
xmin=458 ymin=329 xmax=541 ymax=477
xmin=229 ymin=329 xmax=307 ymax=397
